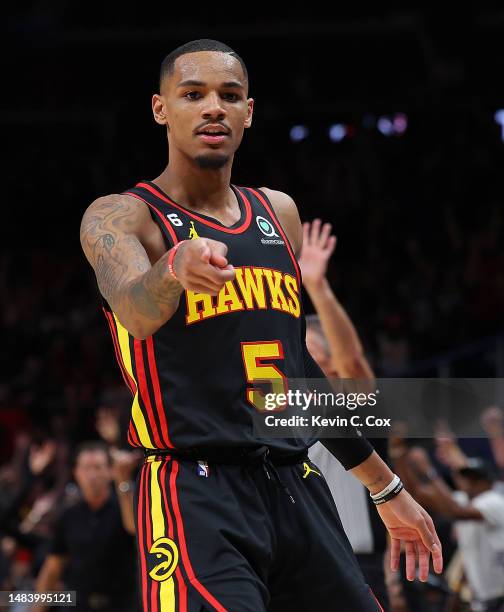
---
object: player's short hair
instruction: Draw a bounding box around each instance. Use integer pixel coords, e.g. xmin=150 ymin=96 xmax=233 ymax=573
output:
xmin=74 ymin=440 xmax=111 ymax=467
xmin=159 ymin=39 xmax=248 ymax=89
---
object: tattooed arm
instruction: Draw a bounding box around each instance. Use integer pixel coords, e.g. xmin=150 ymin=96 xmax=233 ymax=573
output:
xmin=80 ymin=194 xmax=183 ymax=338
xmin=80 ymin=194 xmax=235 ymax=339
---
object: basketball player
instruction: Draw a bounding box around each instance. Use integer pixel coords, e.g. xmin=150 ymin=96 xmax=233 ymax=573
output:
xmin=80 ymin=39 xmax=443 ymax=612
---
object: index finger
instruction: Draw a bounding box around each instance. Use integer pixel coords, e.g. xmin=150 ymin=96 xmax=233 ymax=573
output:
xmin=197 ymin=261 xmax=236 ymax=285
xmin=207 ymin=239 xmax=230 ymax=268
xmin=207 ymin=238 xmax=229 ymax=258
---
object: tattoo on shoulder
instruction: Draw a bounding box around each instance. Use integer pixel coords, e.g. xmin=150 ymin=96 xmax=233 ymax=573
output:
xmin=80 ymin=196 xmax=148 ymax=302
xmin=81 ymin=196 xmax=182 ymax=325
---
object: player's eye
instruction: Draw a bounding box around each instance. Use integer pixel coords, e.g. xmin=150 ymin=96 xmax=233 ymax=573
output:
xmin=222 ymin=93 xmax=240 ymax=102
xmin=184 ymin=91 xmax=201 ymax=100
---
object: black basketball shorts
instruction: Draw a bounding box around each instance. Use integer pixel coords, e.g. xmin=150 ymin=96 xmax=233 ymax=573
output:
xmin=134 ymin=451 xmax=383 ymax=612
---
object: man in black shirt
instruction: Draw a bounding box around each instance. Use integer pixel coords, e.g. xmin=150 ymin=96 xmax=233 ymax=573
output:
xmin=33 ymin=442 xmax=140 ymax=612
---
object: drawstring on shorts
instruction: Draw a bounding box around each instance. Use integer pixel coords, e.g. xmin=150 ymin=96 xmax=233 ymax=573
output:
xmin=144 ymin=444 xmax=299 ymax=504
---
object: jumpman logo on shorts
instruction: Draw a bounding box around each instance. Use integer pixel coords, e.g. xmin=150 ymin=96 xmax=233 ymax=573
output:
xmin=303 ymin=462 xmax=321 ymax=479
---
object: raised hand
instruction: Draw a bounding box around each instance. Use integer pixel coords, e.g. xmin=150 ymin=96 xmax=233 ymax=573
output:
xmin=173 ymin=237 xmax=235 ymax=295
xmin=110 ymin=448 xmax=143 ymax=484
xmin=480 ymin=405 xmax=504 ymax=438
xmin=28 ymin=440 xmax=56 ymax=476
xmin=434 ymin=420 xmax=468 ymax=470
xmin=95 ymin=407 xmax=121 ymax=446
xmin=299 ymin=219 xmax=337 ymax=289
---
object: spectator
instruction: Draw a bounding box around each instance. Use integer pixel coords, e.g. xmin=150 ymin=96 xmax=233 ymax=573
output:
xmin=32 ymin=441 xmax=140 ymax=612
xmin=481 ymin=407 xmax=504 ymax=483
xmin=401 ymin=449 xmax=504 ymax=611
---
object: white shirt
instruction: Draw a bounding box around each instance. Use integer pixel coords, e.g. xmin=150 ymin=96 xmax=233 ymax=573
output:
xmin=454 ymin=486 xmax=504 ymax=602
xmin=308 ymin=442 xmax=374 ymax=553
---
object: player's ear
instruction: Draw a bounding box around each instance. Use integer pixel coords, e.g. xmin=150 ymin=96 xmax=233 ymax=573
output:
xmin=244 ymin=97 xmax=254 ymax=129
xmin=152 ymin=94 xmax=169 ymax=127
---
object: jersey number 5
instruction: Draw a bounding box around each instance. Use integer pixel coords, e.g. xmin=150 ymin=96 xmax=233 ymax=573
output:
xmin=241 ymin=341 xmax=287 ymax=412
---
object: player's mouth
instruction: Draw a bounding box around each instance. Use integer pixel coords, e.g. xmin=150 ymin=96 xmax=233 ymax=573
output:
xmin=195 ymin=124 xmax=230 ymax=145
xmin=198 ymin=133 xmax=228 ymax=144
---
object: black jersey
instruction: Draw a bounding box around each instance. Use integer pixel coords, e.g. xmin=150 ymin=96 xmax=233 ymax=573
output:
xmin=102 ymin=181 xmax=309 ymax=456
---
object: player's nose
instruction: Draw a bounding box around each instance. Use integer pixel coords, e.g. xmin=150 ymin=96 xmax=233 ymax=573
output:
xmin=201 ymin=91 xmax=226 ymax=119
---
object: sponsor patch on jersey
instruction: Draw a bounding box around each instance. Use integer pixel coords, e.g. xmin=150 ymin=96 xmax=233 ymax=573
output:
xmin=260 ymin=237 xmax=285 ymax=245
xmin=256 ymin=215 xmax=279 ymax=238
xmin=197 ymin=461 xmax=210 ymax=477
xmin=256 ymin=216 xmax=284 ymax=245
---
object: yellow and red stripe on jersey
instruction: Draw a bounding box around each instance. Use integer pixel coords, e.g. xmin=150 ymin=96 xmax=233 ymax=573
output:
xmin=102 ymin=309 xmax=174 ymax=450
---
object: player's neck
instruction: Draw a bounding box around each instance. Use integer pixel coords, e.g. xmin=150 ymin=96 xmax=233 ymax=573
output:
xmin=154 ymin=158 xmax=235 ymax=212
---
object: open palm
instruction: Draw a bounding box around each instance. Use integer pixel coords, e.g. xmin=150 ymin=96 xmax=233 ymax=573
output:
xmin=299 ymin=219 xmax=337 ymax=287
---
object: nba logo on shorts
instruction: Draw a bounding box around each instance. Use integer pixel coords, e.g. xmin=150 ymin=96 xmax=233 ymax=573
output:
xmin=197 ymin=461 xmax=209 ymax=477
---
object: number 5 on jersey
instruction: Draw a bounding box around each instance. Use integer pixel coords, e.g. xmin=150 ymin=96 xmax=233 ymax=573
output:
xmin=241 ymin=341 xmax=287 ymax=412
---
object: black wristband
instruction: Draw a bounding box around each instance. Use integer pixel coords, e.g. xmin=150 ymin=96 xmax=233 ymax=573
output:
xmin=372 ymin=480 xmax=404 ymax=505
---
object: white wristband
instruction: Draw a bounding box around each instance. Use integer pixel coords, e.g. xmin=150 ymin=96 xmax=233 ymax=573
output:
xmin=370 ymin=474 xmax=401 ymax=500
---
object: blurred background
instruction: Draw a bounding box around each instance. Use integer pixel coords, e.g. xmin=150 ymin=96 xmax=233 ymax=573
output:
xmin=1 ymin=5 xmax=504 ymax=611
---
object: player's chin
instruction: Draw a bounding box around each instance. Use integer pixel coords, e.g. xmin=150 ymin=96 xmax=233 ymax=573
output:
xmin=194 ymin=152 xmax=231 ymax=169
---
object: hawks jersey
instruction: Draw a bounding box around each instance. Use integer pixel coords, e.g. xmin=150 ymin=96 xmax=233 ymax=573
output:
xmin=102 ymin=180 xmax=310 ymax=456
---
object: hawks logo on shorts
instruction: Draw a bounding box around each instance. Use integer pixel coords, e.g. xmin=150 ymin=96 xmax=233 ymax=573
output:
xmin=148 ymin=537 xmax=179 ymax=582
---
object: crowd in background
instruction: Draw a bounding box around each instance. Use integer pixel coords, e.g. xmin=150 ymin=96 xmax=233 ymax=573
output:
xmin=3 ymin=8 xmax=504 ymax=610
xmin=1 ymin=395 xmax=504 ymax=610
xmin=2 ymin=116 xmax=504 ymax=609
